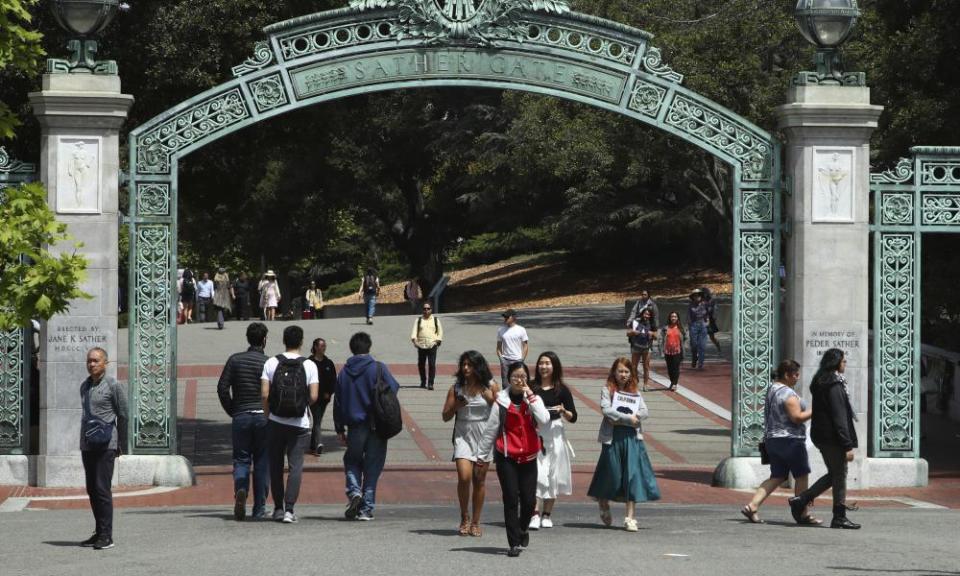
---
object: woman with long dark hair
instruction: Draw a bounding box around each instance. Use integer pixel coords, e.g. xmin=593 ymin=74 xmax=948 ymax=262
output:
xmin=741 ymin=359 xmax=816 ymax=524
xmin=441 ymin=351 xmax=499 ymax=537
xmin=587 ymin=357 xmax=660 ymax=532
xmin=528 ymin=352 xmax=577 ymax=530
xmin=789 ymin=348 xmax=861 ymax=529
xmin=628 ymin=307 xmax=657 ymax=392
xmin=476 ymin=362 xmax=550 ymax=557
xmin=660 ymin=311 xmax=685 ymax=391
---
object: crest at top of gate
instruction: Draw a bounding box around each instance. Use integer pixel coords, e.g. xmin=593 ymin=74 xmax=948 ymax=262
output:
xmin=350 ymin=0 xmax=570 ymax=45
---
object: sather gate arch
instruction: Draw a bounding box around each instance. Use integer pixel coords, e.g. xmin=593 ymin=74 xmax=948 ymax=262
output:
xmin=126 ymin=0 xmax=781 ymax=457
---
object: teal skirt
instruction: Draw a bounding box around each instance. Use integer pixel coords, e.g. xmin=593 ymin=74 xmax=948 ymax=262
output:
xmin=587 ymin=426 xmax=661 ymax=503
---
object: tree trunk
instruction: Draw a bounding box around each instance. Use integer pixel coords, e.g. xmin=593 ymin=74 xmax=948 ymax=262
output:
xmin=393 ymin=175 xmax=444 ymax=295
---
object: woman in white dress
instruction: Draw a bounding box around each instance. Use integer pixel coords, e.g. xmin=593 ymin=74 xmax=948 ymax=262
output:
xmin=441 ymin=350 xmax=499 ymax=537
xmin=258 ymin=270 xmax=280 ymax=321
xmin=528 ymin=351 xmax=577 ymax=530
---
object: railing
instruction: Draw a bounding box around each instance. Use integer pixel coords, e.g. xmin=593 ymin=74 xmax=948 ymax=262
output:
xmin=428 ymin=275 xmax=450 ymax=314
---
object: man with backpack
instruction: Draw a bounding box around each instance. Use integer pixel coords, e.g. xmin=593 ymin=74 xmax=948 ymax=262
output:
xmin=334 ymin=332 xmax=401 ymax=521
xmin=260 ymin=325 xmax=319 ymax=524
xmin=410 ymin=302 xmax=443 ymax=390
xmin=357 ymin=268 xmax=380 ymax=325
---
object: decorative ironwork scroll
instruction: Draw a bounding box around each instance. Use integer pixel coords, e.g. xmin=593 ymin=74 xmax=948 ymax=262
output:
xmin=0 ymin=147 xmax=35 ymax=455
xmin=870 ymin=146 xmax=960 ymax=457
xmin=131 ymin=225 xmax=173 ymax=451
xmin=734 ymin=231 xmax=776 ymax=455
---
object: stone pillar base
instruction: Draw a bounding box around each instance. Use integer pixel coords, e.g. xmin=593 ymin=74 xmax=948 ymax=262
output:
xmin=31 ymin=454 xmax=194 ymax=487
xmin=713 ymin=455 xmax=928 ymax=489
xmin=0 ymin=456 xmax=34 ymax=485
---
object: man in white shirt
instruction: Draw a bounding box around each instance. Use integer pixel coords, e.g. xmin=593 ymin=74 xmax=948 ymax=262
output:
xmin=196 ymin=271 xmax=215 ymax=323
xmin=260 ymin=325 xmax=319 ymax=524
xmin=496 ymin=308 xmax=529 ymax=385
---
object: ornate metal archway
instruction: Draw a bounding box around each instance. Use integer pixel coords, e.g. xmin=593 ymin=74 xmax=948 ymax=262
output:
xmin=127 ymin=0 xmax=782 ymax=455
xmin=0 ymin=148 xmax=36 ymax=455
xmin=870 ymin=146 xmax=960 ymax=457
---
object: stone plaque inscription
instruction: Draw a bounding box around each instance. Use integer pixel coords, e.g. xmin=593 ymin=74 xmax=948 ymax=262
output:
xmin=290 ymin=49 xmax=627 ymax=104
xmin=802 ymin=324 xmax=864 ymax=412
xmin=47 ymin=323 xmax=109 ymax=356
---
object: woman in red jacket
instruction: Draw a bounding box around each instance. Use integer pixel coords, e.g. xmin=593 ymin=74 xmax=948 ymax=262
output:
xmin=476 ymin=361 xmax=551 ymax=557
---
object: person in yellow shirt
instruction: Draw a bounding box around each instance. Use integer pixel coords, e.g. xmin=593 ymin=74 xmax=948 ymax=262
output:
xmin=411 ymin=302 xmax=443 ymax=390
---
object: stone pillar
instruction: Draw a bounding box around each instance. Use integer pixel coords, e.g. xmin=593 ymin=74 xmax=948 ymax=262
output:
xmin=29 ymin=74 xmax=132 ymax=487
xmin=778 ymin=85 xmax=925 ymax=487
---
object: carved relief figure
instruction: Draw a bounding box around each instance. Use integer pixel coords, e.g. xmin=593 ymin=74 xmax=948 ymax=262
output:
xmin=67 ymin=142 xmax=92 ymax=206
xmin=818 ymin=153 xmax=849 ymax=215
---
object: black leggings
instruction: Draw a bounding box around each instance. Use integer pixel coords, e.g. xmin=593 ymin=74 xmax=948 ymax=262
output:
xmin=798 ymin=444 xmax=848 ymax=507
xmin=664 ymin=354 xmax=682 ymax=387
xmin=494 ymin=452 xmax=537 ymax=548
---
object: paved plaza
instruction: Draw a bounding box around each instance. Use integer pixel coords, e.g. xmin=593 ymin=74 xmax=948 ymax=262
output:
xmin=2 ymin=503 xmax=958 ymax=576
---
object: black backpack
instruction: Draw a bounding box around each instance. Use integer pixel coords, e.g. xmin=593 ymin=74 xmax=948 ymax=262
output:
xmin=269 ymin=355 xmax=309 ymax=417
xmin=363 ymin=274 xmax=378 ymax=295
xmin=371 ymin=362 xmax=403 ymax=440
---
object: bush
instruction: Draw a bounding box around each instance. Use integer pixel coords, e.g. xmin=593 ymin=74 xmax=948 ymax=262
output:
xmin=450 ymin=227 xmax=554 ymax=266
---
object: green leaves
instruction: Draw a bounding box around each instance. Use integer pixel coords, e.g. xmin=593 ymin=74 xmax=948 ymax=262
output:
xmin=0 ymin=182 xmax=90 ymax=330
xmin=0 ymin=0 xmax=44 ymax=139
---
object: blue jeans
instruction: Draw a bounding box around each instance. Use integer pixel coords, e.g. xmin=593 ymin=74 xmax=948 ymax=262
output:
xmin=232 ymin=412 xmax=270 ymax=516
xmin=364 ymin=295 xmax=377 ymax=319
xmin=689 ymin=322 xmax=707 ymax=369
xmin=343 ymin=421 xmax=388 ymax=516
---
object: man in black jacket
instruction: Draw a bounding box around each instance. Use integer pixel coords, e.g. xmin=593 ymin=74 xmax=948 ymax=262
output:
xmin=218 ymin=322 xmax=270 ymax=521
xmin=789 ymin=348 xmax=861 ymax=529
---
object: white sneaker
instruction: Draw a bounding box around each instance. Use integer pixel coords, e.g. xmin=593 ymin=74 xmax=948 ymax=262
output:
xmin=528 ymin=514 xmax=541 ymax=530
xmin=282 ymin=510 xmax=298 ymax=524
xmin=624 ymin=517 xmax=638 ymax=532
xmin=540 ymin=516 xmax=553 ymax=529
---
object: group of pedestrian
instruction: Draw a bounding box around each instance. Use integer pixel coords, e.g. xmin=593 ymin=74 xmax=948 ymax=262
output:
xmin=741 ymin=349 xmax=861 ymax=529
xmin=624 ymin=288 xmax=723 ymax=391
xmin=216 ymin=323 xmax=398 ymax=524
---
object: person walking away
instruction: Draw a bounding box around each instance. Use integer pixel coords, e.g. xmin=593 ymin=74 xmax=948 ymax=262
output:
xmin=404 ymin=278 xmax=421 ymax=312
xmin=218 ymin=322 xmax=271 ymax=520
xmin=79 ymin=347 xmax=128 ymax=550
xmin=528 ymin=351 xmax=577 ymax=531
xmin=688 ymin=289 xmax=709 ymax=370
xmin=476 ymin=362 xmax=550 ymax=557
xmin=702 ymin=287 xmax=722 ymax=355
xmin=259 ymin=271 xmax=281 ymax=321
xmin=660 ymin=312 xmax=685 ymax=391
xmin=741 ymin=359 xmax=817 ymax=524
xmin=196 ymin=271 xmax=214 ymax=323
xmin=411 ymin=302 xmax=443 ymax=390
xmin=180 ymin=268 xmax=196 ymax=323
xmin=308 ymin=337 xmax=337 ymax=456
xmin=442 ymin=351 xmax=499 ymax=537
xmin=213 ymin=268 xmax=234 ymax=330
xmin=789 ymin=348 xmax=861 ymax=529
xmin=358 ymin=268 xmax=380 ymax=325
xmin=496 ymin=309 xmax=528 ymax=386
xmin=627 ymin=307 xmax=658 ymax=392
xmin=587 ymin=357 xmax=660 ymax=532
xmin=334 ymin=332 xmax=401 ymax=520
xmin=304 ymin=281 xmax=324 ymax=319
xmin=233 ymin=271 xmax=252 ymax=320
xmin=260 ymin=325 xmax=319 ymax=523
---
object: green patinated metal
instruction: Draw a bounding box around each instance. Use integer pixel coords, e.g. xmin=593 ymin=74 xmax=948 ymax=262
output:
xmin=127 ymin=0 xmax=781 ymax=456
xmin=0 ymin=147 xmax=36 ymax=455
xmin=870 ymin=146 xmax=960 ymax=457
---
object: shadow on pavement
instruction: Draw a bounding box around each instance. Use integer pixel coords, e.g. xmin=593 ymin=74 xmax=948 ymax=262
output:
xmin=409 ymin=528 xmax=460 ymax=537
xmin=452 ymin=307 xmax=623 ymax=331
xmin=42 ymin=541 xmax=81 ymax=547
xmin=447 ymin=546 xmax=505 ymax=556
xmin=827 ymin=568 xmax=960 ymax=575
xmin=563 ymin=522 xmax=623 ymax=530
xmin=672 ymin=428 xmax=731 ymax=437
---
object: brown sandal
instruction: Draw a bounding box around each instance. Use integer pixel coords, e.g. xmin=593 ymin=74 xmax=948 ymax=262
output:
xmin=469 ymin=523 xmax=482 ymax=537
xmin=458 ymin=518 xmax=470 ymax=536
xmin=740 ymin=505 xmax=764 ymax=524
